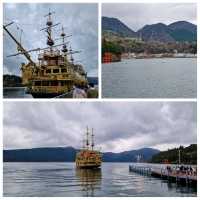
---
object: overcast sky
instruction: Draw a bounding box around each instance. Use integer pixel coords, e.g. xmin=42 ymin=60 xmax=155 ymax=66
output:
xmin=3 ymin=3 xmax=98 ymax=76
xmin=4 ymin=102 xmax=196 ymax=152
xmin=102 ymin=3 xmax=196 ymax=31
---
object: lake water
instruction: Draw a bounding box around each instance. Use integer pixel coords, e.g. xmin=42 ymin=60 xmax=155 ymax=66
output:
xmin=102 ymin=58 xmax=197 ymax=98
xmin=3 ymin=87 xmax=32 ymax=98
xmin=3 ymin=162 xmax=196 ymax=197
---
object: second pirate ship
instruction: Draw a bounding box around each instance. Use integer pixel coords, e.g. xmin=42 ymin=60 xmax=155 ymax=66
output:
xmin=3 ymin=10 xmax=88 ymax=98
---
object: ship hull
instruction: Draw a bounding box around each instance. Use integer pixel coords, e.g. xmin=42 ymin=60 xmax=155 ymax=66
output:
xmin=76 ymin=164 xmax=101 ymax=169
xmin=30 ymin=92 xmax=73 ymax=98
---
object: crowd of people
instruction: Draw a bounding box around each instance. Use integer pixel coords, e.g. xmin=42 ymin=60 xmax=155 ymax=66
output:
xmin=72 ymin=83 xmax=98 ymax=98
xmin=165 ymin=165 xmax=197 ymax=176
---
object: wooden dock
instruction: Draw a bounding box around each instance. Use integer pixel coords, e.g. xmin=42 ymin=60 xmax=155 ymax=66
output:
xmin=129 ymin=165 xmax=197 ymax=187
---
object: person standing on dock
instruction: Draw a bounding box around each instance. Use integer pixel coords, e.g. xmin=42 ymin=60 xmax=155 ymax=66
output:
xmin=87 ymin=83 xmax=98 ymax=98
xmin=73 ymin=84 xmax=87 ymax=98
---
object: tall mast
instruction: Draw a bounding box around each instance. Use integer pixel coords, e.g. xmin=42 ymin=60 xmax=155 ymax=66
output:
xmin=3 ymin=24 xmax=35 ymax=65
xmin=69 ymin=46 xmax=74 ymax=64
xmin=91 ymin=128 xmax=94 ymax=150
xmin=61 ymin=26 xmax=68 ymax=56
xmin=45 ymin=10 xmax=54 ymax=50
xmin=86 ymin=126 xmax=90 ymax=150
xmin=41 ymin=9 xmax=60 ymax=51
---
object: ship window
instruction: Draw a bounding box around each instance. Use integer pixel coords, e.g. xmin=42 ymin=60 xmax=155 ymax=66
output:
xmin=53 ymin=69 xmax=59 ymax=73
xmin=60 ymin=80 xmax=67 ymax=86
xmin=34 ymin=81 xmax=41 ymax=86
xmin=51 ymin=80 xmax=58 ymax=86
xmin=46 ymin=69 xmax=51 ymax=74
xmin=48 ymin=59 xmax=57 ymax=66
xmin=61 ymin=68 xmax=67 ymax=73
xmin=42 ymin=81 xmax=49 ymax=86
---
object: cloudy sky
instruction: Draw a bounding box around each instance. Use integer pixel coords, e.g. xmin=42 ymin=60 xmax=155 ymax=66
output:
xmin=4 ymin=102 xmax=196 ymax=152
xmin=3 ymin=3 xmax=98 ymax=76
xmin=102 ymin=3 xmax=196 ymax=31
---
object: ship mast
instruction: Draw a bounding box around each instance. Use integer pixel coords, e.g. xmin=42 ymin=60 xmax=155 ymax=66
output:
xmin=41 ymin=9 xmax=60 ymax=51
xmin=69 ymin=46 xmax=74 ymax=64
xmin=3 ymin=23 xmax=35 ymax=65
xmin=86 ymin=126 xmax=90 ymax=150
xmin=61 ymin=26 xmax=68 ymax=55
xmin=45 ymin=10 xmax=54 ymax=50
xmin=91 ymin=128 xmax=94 ymax=150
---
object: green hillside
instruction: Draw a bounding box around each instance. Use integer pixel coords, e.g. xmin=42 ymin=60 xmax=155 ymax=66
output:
xmin=150 ymin=144 xmax=197 ymax=164
xmin=102 ymin=39 xmax=122 ymax=55
xmin=170 ymin=29 xmax=197 ymax=42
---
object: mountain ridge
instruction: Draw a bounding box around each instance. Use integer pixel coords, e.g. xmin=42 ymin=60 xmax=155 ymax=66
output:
xmin=102 ymin=17 xmax=197 ymax=43
xmin=3 ymin=146 xmax=159 ymax=162
xmin=150 ymin=144 xmax=197 ymax=164
xmin=102 ymin=16 xmax=136 ymax=38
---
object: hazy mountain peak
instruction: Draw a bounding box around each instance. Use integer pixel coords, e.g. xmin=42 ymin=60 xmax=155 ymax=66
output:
xmin=4 ymin=146 xmax=160 ymax=162
xmin=168 ymin=21 xmax=196 ymax=32
xmin=102 ymin=16 xmax=196 ymax=43
xmin=102 ymin=16 xmax=136 ymax=38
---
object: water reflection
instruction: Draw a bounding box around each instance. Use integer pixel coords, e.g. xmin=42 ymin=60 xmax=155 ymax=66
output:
xmin=76 ymin=168 xmax=102 ymax=196
xmin=4 ymin=163 xmax=197 ymax=197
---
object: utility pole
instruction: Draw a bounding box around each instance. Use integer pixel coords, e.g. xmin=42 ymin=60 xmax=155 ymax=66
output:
xmin=178 ymin=149 xmax=181 ymax=165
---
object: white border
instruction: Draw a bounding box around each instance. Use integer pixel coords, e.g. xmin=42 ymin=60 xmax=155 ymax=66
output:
xmin=1 ymin=0 xmax=199 ymax=199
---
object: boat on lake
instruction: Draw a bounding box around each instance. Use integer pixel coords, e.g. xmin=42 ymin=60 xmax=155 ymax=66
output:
xmin=76 ymin=127 xmax=102 ymax=169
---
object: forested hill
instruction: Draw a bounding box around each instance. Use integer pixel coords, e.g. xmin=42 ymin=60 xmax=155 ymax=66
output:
xmin=3 ymin=74 xmax=22 ymax=87
xmin=102 ymin=17 xmax=197 ymax=43
xmin=4 ymin=147 xmax=159 ymax=162
xmin=150 ymin=144 xmax=197 ymax=164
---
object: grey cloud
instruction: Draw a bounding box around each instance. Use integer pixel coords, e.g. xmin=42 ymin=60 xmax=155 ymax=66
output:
xmin=102 ymin=3 xmax=196 ymax=31
xmin=3 ymin=102 xmax=196 ymax=152
xmin=3 ymin=3 xmax=98 ymax=76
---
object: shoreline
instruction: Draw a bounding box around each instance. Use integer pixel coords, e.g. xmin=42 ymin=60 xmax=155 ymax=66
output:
xmin=102 ymin=56 xmax=196 ymax=64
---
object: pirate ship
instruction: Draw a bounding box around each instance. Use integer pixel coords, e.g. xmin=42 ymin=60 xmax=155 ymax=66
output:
xmin=3 ymin=10 xmax=88 ymax=98
xmin=76 ymin=127 xmax=102 ymax=169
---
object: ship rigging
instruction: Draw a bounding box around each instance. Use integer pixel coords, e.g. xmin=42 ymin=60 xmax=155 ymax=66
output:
xmin=76 ymin=127 xmax=102 ymax=169
xmin=3 ymin=10 xmax=88 ymax=98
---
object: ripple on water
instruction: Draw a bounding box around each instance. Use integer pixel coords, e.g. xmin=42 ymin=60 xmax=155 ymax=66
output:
xmin=102 ymin=58 xmax=197 ymax=98
xmin=3 ymin=162 xmax=197 ymax=197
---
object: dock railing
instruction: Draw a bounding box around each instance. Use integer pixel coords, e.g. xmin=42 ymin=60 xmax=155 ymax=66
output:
xmin=129 ymin=163 xmax=197 ymax=187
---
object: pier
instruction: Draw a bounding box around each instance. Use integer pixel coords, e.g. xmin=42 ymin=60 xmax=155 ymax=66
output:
xmin=129 ymin=164 xmax=197 ymax=187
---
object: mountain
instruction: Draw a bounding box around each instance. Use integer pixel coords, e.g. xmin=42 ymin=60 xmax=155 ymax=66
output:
xmin=3 ymin=147 xmax=78 ymax=162
xmin=137 ymin=23 xmax=174 ymax=43
xmin=168 ymin=21 xmax=196 ymax=34
xmin=150 ymin=144 xmax=197 ymax=164
xmin=87 ymin=77 xmax=98 ymax=86
xmin=3 ymin=74 xmax=22 ymax=87
xmin=168 ymin=21 xmax=197 ymax=42
xmin=138 ymin=21 xmax=197 ymax=42
xmin=102 ymin=17 xmax=197 ymax=43
xmin=3 ymin=147 xmax=159 ymax=162
xmin=102 ymin=16 xmax=136 ymax=38
xmin=103 ymin=148 xmax=160 ymax=162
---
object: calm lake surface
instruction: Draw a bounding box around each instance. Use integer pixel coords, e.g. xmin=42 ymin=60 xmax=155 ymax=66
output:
xmin=102 ymin=58 xmax=197 ymax=98
xmin=3 ymin=87 xmax=32 ymax=98
xmin=3 ymin=162 xmax=196 ymax=197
